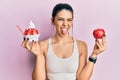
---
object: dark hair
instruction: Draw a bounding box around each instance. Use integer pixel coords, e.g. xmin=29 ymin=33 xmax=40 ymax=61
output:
xmin=52 ymin=3 xmax=74 ymax=21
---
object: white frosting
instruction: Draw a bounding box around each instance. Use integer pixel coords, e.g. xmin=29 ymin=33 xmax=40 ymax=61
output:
xmin=28 ymin=20 xmax=35 ymax=28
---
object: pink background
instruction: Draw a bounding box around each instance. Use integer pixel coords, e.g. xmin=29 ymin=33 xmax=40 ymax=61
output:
xmin=0 ymin=0 xmax=120 ymax=80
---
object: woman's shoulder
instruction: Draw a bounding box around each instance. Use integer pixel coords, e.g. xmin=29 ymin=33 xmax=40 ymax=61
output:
xmin=75 ymin=39 xmax=87 ymax=48
xmin=38 ymin=38 xmax=49 ymax=51
xmin=39 ymin=39 xmax=48 ymax=45
xmin=75 ymin=39 xmax=88 ymax=55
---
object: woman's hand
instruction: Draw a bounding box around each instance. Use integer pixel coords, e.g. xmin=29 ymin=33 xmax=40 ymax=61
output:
xmin=91 ymin=36 xmax=107 ymax=57
xmin=21 ymin=38 xmax=41 ymax=56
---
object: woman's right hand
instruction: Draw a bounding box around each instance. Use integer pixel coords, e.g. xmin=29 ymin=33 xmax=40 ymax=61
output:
xmin=21 ymin=38 xmax=41 ymax=56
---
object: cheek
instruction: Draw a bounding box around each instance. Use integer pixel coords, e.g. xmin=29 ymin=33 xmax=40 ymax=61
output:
xmin=54 ymin=23 xmax=61 ymax=30
xmin=68 ymin=22 xmax=73 ymax=27
xmin=54 ymin=22 xmax=62 ymax=27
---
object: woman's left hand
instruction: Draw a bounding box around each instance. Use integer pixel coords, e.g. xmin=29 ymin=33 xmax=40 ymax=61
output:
xmin=91 ymin=36 xmax=107 ymax=57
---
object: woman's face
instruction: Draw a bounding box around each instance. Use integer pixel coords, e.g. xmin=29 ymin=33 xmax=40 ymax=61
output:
xmin=52 ymin=9 xmax=73 ymax=37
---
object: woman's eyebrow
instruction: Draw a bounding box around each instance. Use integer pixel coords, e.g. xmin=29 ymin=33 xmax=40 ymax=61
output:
xmin=57 ymin=17 xmax=72 ymax=19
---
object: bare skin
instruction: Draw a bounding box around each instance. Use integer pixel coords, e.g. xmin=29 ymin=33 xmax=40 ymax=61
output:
xmin=22 ymin=9 xmax=106 ymax=80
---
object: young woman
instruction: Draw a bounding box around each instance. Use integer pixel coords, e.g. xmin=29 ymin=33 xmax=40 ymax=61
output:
xmin=22 ymin=3 xmax=106 ymax=80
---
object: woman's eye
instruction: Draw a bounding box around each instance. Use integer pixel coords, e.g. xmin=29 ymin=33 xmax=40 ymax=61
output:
xmin=58 ymin=18 xmax=63 ymax=21
xmin=68 ymin=19 xmax=73 ymax=21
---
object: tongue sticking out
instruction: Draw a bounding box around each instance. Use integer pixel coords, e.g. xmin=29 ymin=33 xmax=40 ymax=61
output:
xmin=61 ymin=29 xmax=67 ymax=35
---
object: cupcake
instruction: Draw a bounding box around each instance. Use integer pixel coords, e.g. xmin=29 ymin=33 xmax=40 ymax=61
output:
xmin=24 ymin=21 xmax=40 ymax=42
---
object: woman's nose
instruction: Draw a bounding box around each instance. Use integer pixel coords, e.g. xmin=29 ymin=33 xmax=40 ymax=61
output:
xmin=63 ymin=21 xmax=68 ymax=26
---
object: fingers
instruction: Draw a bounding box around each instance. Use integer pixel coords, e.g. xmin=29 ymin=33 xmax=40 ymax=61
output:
xmin=102 ymin=35 xmax=107 ymax=46
xmin=26 ymin=40 xmax=30 ymax=50
xmin=31 ymin=40 xmax=39 ymax=48
xmin=95 ymin=39 xmax=102 ymax=47
xmin=93 ymin=35 xmax=107 ymax=55
xmin=95 ymin=35 xmax=106 ymax=50
xmin=21 ymin=38 xmax=31 ymax=50
xmin=32 ymin=41 xmax=39 ymax=48
xmin=31 ymin=40 xmax=38 ymax=46
xmin=31 ymin=40 xmax=36 ymax=49
xmin=95 ymin=40 xmax=102 ymax=49
xmin=21 ymin=37 xmax=26 ymax=47
xmin=21 ymin=37 xmax=40 ymax=54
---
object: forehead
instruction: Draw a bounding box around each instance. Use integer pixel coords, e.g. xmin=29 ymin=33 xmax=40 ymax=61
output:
xmin=56 ymin=9 xmax=73 ymax=18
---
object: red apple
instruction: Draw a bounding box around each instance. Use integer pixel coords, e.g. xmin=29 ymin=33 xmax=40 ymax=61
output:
xmin=93 ymin=28 xmax=105 ymax=39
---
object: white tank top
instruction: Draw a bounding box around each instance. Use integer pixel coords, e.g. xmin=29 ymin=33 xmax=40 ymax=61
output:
xmin=46 ymin=38 xmax=79 ymax=80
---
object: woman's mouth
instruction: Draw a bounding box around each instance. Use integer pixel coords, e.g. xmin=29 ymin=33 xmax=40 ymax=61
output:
xmin=61 ymin=28 xmax=68 ymax=35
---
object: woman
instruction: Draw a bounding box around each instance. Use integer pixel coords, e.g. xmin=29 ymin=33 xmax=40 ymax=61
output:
xmin=22 ymin=3 xmax=106 ymax=80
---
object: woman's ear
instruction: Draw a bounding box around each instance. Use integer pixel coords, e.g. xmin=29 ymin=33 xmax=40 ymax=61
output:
xmin=51 ymin=18 xmax=54 ymax=25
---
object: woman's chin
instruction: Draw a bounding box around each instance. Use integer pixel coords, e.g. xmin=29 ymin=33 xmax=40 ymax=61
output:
xmin=60 ymin=33 xmax=69 ymax=37
xmin=55 ymin=32 xmax=69 ymax=37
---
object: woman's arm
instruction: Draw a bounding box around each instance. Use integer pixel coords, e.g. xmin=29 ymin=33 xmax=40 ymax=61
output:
xmin=21 ymin=40 xmax=46 ymax=80
xmin=78 ymin=54 xmax=96 ymax=80
xmin=32 ymin=54 xmax=46 ymax=80
xmin=77 ymin=36 xmax=106 ymax=80
xmin=76 ymin=40 xmax=88 ymax=80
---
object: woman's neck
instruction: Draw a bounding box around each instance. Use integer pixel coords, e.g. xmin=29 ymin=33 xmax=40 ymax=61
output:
xmin=53 ymin=34 xmax=72 ymax=44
